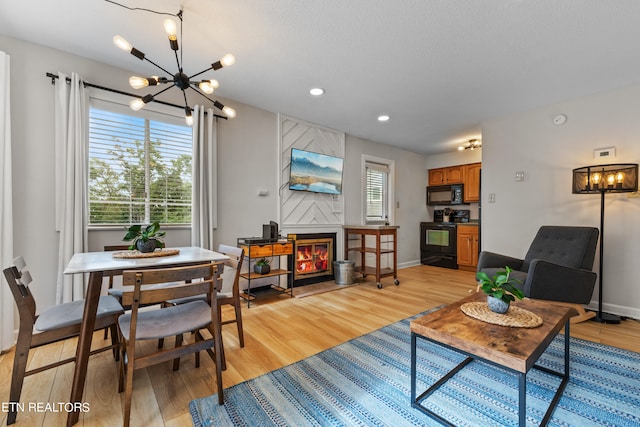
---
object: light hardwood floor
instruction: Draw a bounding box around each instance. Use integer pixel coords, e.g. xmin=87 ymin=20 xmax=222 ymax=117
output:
xmin=2 ymin=265 xmax=639 ymax=426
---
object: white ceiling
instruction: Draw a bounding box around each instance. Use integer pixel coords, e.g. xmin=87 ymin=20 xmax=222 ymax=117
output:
xmin=2 ymin=0 xmax=640 ymax=154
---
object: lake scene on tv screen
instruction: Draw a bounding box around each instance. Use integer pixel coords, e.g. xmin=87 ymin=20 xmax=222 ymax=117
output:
xmin=289 ymin=148 xmax=343 ymax=194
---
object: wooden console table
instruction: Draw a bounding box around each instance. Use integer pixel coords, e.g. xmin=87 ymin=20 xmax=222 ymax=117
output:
xmin=343 ymin=225 xmax=399 ymax=288
xmin=237 ymin=238 xmax=293 ymax=307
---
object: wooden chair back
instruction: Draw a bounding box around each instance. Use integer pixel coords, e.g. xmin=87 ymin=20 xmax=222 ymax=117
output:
xmin=3 ymin=257 xmax=37 ymax=331
xmin=218 ymin=243 xmax=245 ymax=297
xmin=121 ymin=263 xmax=221 ymax=308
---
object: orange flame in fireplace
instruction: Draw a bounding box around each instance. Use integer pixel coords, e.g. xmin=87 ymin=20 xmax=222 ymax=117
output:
xmin=296 ymin=244 xmax=329 ymax=274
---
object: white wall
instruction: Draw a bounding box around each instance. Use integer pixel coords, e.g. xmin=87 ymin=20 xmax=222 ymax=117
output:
xmin=344 ymin=135 xmax=429 ymax=266
xmin=2 ymin=35 xmax=429 ymax=312
xmin=482 ymin=84 xmax=640 ymax=318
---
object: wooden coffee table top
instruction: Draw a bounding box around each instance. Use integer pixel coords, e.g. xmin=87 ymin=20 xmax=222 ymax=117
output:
xmin=411 ymin=293 xmax=576 ymax=373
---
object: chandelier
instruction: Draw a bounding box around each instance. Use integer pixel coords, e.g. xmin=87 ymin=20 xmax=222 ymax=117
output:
xmin=113 ymin=9 xmax=236 ymax=126
xmin=458 ymin=138 xmax=482 ymax=151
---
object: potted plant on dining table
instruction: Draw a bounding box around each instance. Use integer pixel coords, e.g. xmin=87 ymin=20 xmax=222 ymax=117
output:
xmin=123 ymin=222 xmax=166 ymax=253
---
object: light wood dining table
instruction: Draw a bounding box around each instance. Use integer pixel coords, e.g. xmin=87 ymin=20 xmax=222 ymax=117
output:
xmin=63 ymin=246 xmax=229 ymax=426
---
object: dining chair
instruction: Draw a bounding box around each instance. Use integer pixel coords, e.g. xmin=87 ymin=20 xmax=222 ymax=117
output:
xmin=117 ymin=263 xmax=225 ymax=427
xmin=3 ymin=256 xmax=124 ymax=425
xmin=102 ymin=245 xmax=129 ymax=339
xmin=215 ymin=244 xmax=246 ymax=348
xmin=158 ymin=244 xmax=246 ymax=367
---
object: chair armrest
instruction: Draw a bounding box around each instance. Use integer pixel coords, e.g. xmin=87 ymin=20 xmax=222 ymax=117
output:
xmin=476 ymin=251 xmax=524 ymax=272
xmin=524 ymin=259 xmax=597 ymax=304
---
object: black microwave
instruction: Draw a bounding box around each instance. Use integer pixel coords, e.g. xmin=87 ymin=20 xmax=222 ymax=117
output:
xmin=426 ymin=184 xmax=465 ymax=206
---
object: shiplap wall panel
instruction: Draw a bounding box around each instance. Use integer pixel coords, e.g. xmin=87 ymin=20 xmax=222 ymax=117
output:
xmin=279 ymin=115 xmax=345 ymax=227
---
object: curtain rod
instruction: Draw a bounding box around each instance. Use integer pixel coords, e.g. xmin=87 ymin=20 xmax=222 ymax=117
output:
xmin=46 ymin=72 xmax=227 ymax=120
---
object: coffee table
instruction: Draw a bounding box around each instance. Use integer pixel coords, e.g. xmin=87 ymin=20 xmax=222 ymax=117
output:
xmin=410 ymin=293 xmax=576 ymax=426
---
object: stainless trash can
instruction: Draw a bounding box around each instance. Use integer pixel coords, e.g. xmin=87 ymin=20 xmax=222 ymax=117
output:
xmin=333 ymin=260 xmax=355 ymax=285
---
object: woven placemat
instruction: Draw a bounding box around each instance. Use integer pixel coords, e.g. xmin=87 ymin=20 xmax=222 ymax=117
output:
xmin=460 ymin=302 xmax=543 ymax=328
xmin=111 ymin=248 xmax=180 ymax=259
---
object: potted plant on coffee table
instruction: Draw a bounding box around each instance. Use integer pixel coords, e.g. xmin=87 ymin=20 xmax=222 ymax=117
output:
xmin=123 ymin=222 xmax=166 ymax=253
xmin=254 ymin=257 xmax=271 ymax=275
xmin=476 ymin=266 xmax=525 ymax=314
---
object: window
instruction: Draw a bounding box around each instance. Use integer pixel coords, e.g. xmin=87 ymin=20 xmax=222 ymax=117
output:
xmin=88 ymin=98 xmax=193 ymax=225
xmin=363 ymin=157 xmax=394 ymax=224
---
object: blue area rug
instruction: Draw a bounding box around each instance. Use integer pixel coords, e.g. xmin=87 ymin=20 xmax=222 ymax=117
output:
xmin=190 ymin=310 xmax=640 ymax=426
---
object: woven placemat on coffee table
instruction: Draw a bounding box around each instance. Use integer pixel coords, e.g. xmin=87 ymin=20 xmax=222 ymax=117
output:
xmin=460 ymin=302 xmax=543 ymax=328
xmin=111 ymin=248 xmax=180 ymax=259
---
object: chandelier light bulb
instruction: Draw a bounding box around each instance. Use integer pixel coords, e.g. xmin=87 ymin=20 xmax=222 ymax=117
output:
xmin=220 ymin=54 xmax=235 ymax=67
xmin=113 ymin=35 xmax=132 ymax=52
xmin=616 ymin=172 xmax=624 ymax=184
xmin=129 ymin=76 xmax=149 ymax=89
xmin=129 ymin=98 xmax=145 ymax=111
xmin=185 ymin=114 xmax=194 ymax=126
xmin=199 ymin=79 xmax=218 ymax=94
xmin=163 ymin=19 xmax=178 ymax=39
xmin=222 ymin=106 xmax=236 ymax=118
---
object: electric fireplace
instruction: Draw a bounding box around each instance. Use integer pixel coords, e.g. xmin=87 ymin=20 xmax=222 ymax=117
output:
xmin=287 ymin=232 xmax=336 ymax=286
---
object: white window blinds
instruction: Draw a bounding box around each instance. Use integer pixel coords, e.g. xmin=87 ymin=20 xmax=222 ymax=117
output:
xmin=365 ymin=161 xmax=389 ymax=223
xmin=88 ymin=99 xmax=193 ymax=225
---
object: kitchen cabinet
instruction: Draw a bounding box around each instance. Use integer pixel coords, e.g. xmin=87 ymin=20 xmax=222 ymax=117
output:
xmin=463 ymin=162 xmax=481 ymax=203
xmin=428 ymin=165 xmax=464 ymax=186
xmin=457 ymin=224 xmax=479 ymax=270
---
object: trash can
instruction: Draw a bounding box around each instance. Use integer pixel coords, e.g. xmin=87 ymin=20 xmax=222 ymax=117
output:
xmin=333 ymin=260 xmax=355 ymax=285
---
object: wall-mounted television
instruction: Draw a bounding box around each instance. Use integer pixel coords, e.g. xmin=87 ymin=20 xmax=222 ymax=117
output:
xmin=289 ymin=148 xmax=344 ymax=195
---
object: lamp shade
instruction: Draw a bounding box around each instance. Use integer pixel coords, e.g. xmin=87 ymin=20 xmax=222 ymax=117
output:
xmin=572 ymin=163 xmax=638 ymax=194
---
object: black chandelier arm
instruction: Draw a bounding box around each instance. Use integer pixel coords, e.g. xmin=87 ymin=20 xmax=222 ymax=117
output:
xmin=189 ymin=85 xmax=222 ymax=108
xmin=173 ymin=49 xmax=182 ymax=73
xmin=139 ymin=84 xmax=176 ymax=100
xmin=188 ymin=66 xmax=214 ymax=81
xmin=141 ymin=57 xmax=174 ymax=78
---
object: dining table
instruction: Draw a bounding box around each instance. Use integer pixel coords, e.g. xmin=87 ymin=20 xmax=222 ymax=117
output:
xmin=63 ymin=246 xmax=229 ymax=426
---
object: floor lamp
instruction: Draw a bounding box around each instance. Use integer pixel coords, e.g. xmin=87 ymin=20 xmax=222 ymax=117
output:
xmin=572 ymin=163 xmax=638 ymax=324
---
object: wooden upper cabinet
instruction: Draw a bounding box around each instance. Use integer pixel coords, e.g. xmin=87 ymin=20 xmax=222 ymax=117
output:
xmin=428 ymin=165 xmax=464 ymax=186
xmin=428 ymin=168 xmax=446 ymax=185
xmin=464 ymin=162 xmax=481 ymax=203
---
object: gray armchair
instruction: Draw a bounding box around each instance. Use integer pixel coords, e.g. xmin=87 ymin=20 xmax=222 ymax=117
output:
xmin=477 ymin=225 xmax=599 ymax=323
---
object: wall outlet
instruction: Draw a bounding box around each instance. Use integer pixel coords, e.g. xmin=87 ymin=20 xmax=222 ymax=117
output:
xmin=488 ymin=193 xmax=496 ymax=203
xmin=515 ymin=171 xmax=525 ymax=182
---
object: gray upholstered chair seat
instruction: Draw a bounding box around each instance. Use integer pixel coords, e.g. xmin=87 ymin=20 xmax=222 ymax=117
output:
xmin=35 ymin=295 xmax=123 ymax=331
xmin=118 ymin=300 xmax=212 ymax=341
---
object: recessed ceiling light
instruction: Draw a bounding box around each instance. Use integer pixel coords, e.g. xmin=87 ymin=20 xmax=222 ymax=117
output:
xmin=309 ymin=88 xmax=324 ymax=96
xmin=377 ymin=115 xmax=390 ymax=122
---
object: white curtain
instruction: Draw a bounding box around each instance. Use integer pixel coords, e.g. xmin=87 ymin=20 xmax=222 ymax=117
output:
xmin=191 ymin=105 xmax=217 ymax=249
xmin=55 ymin=72 xmax=88 ymax=303
xmin=0 ymin=51 xmax=14 ymax=351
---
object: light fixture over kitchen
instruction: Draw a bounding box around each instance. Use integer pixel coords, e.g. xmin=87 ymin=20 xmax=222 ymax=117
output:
xmin=113 ymin=8 xmax=236 ymax=125
xmin=458 ymin=138 xmax=482 ymax=151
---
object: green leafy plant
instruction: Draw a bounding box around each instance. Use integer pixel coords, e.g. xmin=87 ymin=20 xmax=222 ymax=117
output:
xmin=255 ymin=257 xmax=271 ymax=266
xmin=476 ymin=266 xmax=525 ymax=303
xmin=123 ymin=222 xmax=166 ymax=251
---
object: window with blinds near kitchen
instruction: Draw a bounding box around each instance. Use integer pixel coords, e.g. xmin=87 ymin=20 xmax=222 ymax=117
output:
xmin=364 ymin=159 xmax=392 ymax=224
